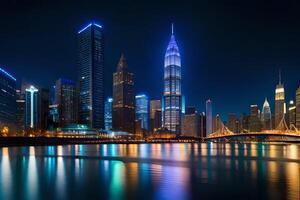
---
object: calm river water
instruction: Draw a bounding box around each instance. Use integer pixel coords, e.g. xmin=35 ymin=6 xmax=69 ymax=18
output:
xmin=0 ymin=143 xmax=299 ymax=200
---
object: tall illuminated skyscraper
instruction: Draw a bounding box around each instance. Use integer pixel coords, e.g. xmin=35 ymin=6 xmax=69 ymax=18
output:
xmin=206 ymin=99 xmax=212 ymax=135
xmin=163 ymin=24 xmax=182 ymax=133
xmin=261 ymin=98 xmax=272 ymax=130
xmin=0 ymin=67 xmax=16 ymax=134
xmin=25 ymin=86 xmax=38 ymax=129
xmin=112 ymin=54 xmax=135 ymax=134
xmin=274 ymin=71 xmax=285 ymax=129
xmin=135 ymin=94 xmax=149 ymax=130
xmin=78 ymin=22 xmax=104 ymax=129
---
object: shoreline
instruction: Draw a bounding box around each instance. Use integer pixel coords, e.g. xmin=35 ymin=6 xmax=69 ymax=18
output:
xmin=0 ymin=137 xmax=299 ymax=147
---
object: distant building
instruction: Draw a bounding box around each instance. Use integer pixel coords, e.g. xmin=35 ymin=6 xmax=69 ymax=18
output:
xmin=16 ymin=90 xmax=25 ymax=134
xmin=227 ymin=113 xmax=237 ymax=133
xmin=135 ymin=94 xmax=149 ymax=130
xmin=163 ymin=24 xmax=182 ymax=133
xmin=78 ymin=22 xmax=104 ymax=129
xmin=112 ymin=54 xmax=135 ymax=134
xmin=288 ymin=100 xmax=296 ymax=129
xmin=153 ymin=110 xmax=162 ymax=133
xmin=213 ymin=113 xmax=221 ymax=132
xmin=206 ymin=99 xmax=212 ymax=135
xmin=0 ymin=67 xmax=16 ymax=134
xmin=181 ymin=112 xmax=199 ymax=137
xmin=150 ymin=100 xmax=161 ymax=132
xmin=199 ymin=112 xmax=206 ymax=138
xmin=39 ymin=88 xmax=49 ymax=130
xmin=249 ymin=105 xmax=261 ymax=132
xmin=240 ymin=113 xmax=249 ymax=132
xmin=261 ymin=98 xmax=272 ymax=130
xmin=48 ymin=104 xmax=59 ymax=130
xmin=25 ymin=86 xmax=39 ymax=129
xmin=275 ymin=72 xmax=285 ymax=129
xmin=55 ymin=78 xmax=77 ymax=127
xmin=104 ymin=97 xmax=113 ymax=130
xmin=296 ymin=87 xmax=300 ymax=129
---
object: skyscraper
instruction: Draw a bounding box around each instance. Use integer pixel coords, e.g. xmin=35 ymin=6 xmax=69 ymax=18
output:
xmin=135 ymin=94 xmax=149 ymax=130
xmin=25 ymin=86 xmax=38 ymax=129
xmin=227 ymin=113 xmax=237 ymax=132
xmin=288 ymin=100 xmax=296 ymax=129
xmin=55 ymin=78 xmax=77 ymax=127
xmin=249 ymin=105 xmax=261 ymax=132
xmin=150 ymin=100 xmax=161 ymax=132
xmin=261 ymin=98 xmax=272 ymax=130
xmin=16 ymin=89 xmax=25 ymax=134
xmin=182 ymin=109 xmax=199 ymax=137
xmin=39 ymin=88 xmax=49 ymax=130
xmin=163 ymin=24 xmax=182 ymax=133
xmin=275 ymin=71 xmax=285 ymax=129
xmin=0 ymin=67 xmax=16 ymax=134
xmin=296 ymin=87 xmax=300 ymax=129
xmin=206 ymin=99 xmax=212 ymax=135
xmin=112 ymin=54 xmax=135 ymax=134
xmin=78 ymin=22 xmax=104 ymax=129
xmin=104 ymin=97 xmax=113 ymax=130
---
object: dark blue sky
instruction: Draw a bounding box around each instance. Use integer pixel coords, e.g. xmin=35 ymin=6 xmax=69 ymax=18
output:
xmin=1 ymin=0 xmax=300 ymax=120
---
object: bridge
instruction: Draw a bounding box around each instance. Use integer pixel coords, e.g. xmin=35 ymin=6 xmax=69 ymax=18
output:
xmin=206 ymin=116 xmax=300 ymax=142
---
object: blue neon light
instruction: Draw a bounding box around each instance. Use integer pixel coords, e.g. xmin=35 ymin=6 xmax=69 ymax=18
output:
xmin=78 ymin=22 xmax=102 ymax=34
xmin=0 ymin=67 xmax=16 ymax=81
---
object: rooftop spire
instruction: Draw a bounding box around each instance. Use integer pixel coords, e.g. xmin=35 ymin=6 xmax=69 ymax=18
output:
xmin=171 ymin=23 xmax=174 ymax=35
xmin=117 ymin=53 xmax=128 ymax=72
xmin=279 ymin=68 xmax=282 ymax=84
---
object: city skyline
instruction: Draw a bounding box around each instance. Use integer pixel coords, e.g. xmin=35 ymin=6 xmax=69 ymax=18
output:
xmin=1 ymin=1 xmax=300 ymax=119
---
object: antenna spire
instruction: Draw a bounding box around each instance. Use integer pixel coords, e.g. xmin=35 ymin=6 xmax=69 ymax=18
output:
xmin=171 ymin=23 xmax=174 ymax=35
xmin=279 ymin=68 xmax=281 ymax=84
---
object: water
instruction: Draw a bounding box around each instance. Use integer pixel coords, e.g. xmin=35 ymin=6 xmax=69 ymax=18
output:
xmin=0 ymin=143 xmax=299 ymax=200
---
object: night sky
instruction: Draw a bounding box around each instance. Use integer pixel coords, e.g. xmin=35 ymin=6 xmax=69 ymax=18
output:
xmin=1 ymin=0 xmax=300 ymax=120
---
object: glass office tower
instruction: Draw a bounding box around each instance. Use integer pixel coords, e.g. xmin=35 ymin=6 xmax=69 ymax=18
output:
xmin=0 ymin=67 xmax=16 ymax=133
xmin=78 ymin=22 xmax=104 ymax=129
xmin=163 ymin=24 xmax=182 ymax=133
xmin=135 ymin=94 xmax=149 ymax=130
xmin=104 ymin=97 xmax=113 ymax=130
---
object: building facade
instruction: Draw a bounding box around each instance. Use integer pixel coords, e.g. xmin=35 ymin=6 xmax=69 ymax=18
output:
xmin=112 ymin=54 xmax=135 ymax=134
xmin=296 ymin=87 xmax=300 ymax=129
xmin=206 ymin=99 xmax=213 ymax=135
xmin=104 ymin=97 xmax=113 ymax=130
xmin=275 ymin=76 xmax=285 ymax=129
xmin=181 ymin=109 xmax=199 ymax=137
xmin=135 ymin=94 xmax=149 ymax=130
xmin=249 ymin=105 xmax=261 ymax=132
xmin=39 ymin=88 xmax=49 ymax=130
xmin=150 ymin=99 xmax=161 ymax=132
xmin=55 ymin=78 xmax=77 ymax=127
xmin=0 ymin=67 xmax=16 ymax=134
xmin=288 ymin=100 xmax=296 ymax=129
xmin=163 ymin=24 xmax=182 ymax=133
xmin=78 ymin=22 xmax=104 ymax=129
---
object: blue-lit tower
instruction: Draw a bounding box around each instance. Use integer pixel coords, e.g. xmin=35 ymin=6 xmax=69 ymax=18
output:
xmin=78 ymin=22 xmax=104 ymax=129
xmin=163 ymin=24 xmax=182 ymax=133
xmin=104 ymin=97 xmax=113 ymax=130
xmin=25 ymin=86 xmax=39 ymax=129
xmin=135 ymin=94 xmax=149 ymax=130
xmin=0 ymin=67 xmax=16 ymax=134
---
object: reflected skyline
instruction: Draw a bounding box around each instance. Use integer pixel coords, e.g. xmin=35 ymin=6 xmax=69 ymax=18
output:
xmin=0 ymin=143 xmax=298 ymax=199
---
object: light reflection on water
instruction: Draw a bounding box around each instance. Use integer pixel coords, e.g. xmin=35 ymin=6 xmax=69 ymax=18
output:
xmin=0 ymin=143 xmax=298 ymax=199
